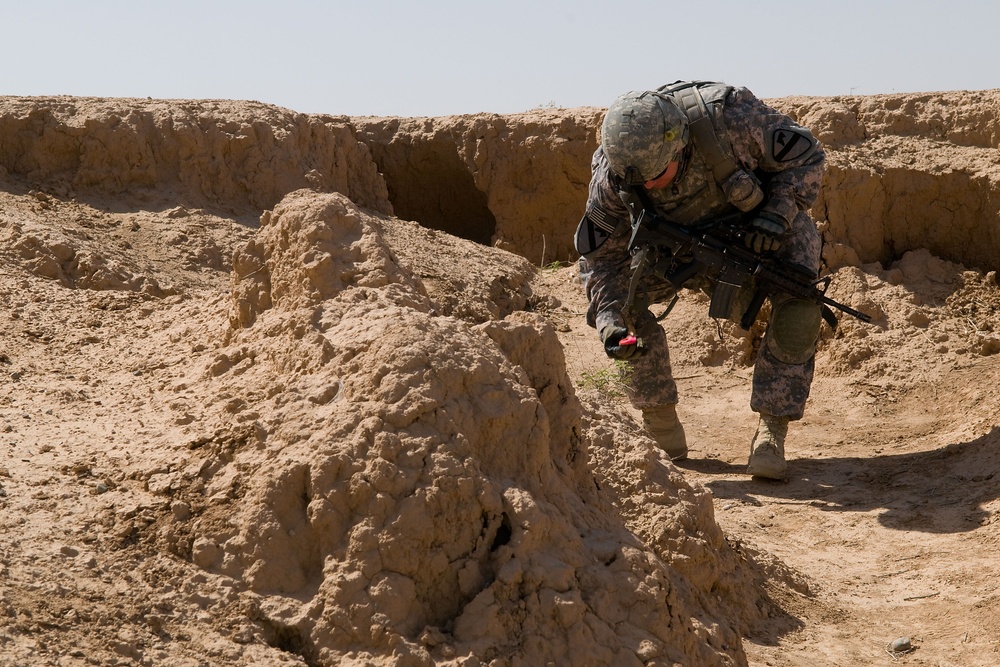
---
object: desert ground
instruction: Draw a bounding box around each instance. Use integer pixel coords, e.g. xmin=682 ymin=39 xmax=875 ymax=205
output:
xmin=0 ymin=90 xmax=998 ymax=666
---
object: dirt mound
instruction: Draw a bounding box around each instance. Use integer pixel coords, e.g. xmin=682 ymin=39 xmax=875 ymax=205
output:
xmin=195 ymin=190 xmax=758 ymax=665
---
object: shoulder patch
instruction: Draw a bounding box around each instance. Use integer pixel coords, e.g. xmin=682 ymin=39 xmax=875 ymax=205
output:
xmin=770 ymin=126 xmax=815 ymax=163
xmin=574 ymin=206 xmax=616 ymax=255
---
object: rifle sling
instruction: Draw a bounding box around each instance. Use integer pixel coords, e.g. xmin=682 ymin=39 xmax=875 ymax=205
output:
xmin=625 ymin=246 xmax=650 ymax=327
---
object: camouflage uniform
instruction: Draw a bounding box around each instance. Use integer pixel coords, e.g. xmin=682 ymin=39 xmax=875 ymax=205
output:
xmin=577 ymin=82 xmax=825 ymax=420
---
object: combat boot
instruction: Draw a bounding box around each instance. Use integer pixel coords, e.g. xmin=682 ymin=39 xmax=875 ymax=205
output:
xmin=642 ymin=404 xmax=688 ymax=461
xmin=747 ymin=413 xmax=789 ymax=479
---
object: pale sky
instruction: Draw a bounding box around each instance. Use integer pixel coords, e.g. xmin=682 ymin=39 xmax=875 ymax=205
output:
xmin=5 ymin=0 xmax=999 ymax=117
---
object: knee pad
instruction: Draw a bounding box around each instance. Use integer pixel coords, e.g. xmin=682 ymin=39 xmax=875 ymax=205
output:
xmin=766 ymin=297 xmax=822 ymax=364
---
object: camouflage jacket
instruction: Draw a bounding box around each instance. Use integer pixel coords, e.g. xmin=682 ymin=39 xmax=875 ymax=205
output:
xmin=578 ymin=83 xmax=826 ymax=333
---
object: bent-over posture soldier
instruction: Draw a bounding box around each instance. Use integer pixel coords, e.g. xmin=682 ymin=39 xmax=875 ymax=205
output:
xmin=575 ymin=80 xmax=826 ymax=479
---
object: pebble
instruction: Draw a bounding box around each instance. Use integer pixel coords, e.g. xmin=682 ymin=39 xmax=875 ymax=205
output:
xmin=890 ymin=637 xmax=912 ymax=652
xmin=170 ymin=501 xmax=191 ymax=521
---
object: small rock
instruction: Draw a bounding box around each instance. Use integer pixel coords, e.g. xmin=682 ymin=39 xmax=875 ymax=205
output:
xmin=906 ymin=310 xmax=930 ymax=327
xmin=146 ymin=473 xmax=175 ymax=495
xmin=170 ymin=501 xmax=192 ymax=521
xmin=192 ymin=537 xmax=221 ymax=569
xmin=890 ymin=637 xmax=912 ymax=652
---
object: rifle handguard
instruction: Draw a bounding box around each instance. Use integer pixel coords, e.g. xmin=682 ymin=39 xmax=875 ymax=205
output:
xmin=623 ymin=194 xmax=873 ymax=329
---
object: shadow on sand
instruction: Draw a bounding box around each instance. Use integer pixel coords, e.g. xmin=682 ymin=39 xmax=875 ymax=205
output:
xmin=676 ymin=427 xmax=1000 ymax=534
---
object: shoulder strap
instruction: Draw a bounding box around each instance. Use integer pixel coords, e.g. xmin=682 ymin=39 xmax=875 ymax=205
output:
xmin=667 ymin=83 xmax=741 ymax=187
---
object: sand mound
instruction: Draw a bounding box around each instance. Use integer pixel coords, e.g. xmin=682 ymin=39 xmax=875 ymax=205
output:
xmin=174 ymin=190 xmax=754 ymax=665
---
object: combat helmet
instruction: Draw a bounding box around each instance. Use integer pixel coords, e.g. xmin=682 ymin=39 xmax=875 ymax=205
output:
xmin=601 ymin=90 xmax=689 ymax=186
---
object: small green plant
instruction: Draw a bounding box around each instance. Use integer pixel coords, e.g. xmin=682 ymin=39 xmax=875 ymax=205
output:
xmin=577 ymin=361 xmax=633 ymax=399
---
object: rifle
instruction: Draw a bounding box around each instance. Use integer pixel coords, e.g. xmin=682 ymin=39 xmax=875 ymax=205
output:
xmin=624 ymin=205 xmax=872 ymax=331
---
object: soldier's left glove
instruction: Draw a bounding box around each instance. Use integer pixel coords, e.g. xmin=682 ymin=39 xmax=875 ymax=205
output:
xmin=745 ymin=212 xmax=787 ymax=253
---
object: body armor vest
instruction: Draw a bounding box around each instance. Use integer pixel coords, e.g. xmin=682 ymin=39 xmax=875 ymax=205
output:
xmin=625 ymin=81 xmax=763 ymax=226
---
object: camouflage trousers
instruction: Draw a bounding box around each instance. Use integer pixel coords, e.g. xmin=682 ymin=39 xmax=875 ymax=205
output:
xmin=624 ymin=211 xmax=822 ymax=420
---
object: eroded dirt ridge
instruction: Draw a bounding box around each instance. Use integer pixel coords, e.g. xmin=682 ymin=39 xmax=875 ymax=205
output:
xmin=0 ymin=91 xmax=997 ymax=667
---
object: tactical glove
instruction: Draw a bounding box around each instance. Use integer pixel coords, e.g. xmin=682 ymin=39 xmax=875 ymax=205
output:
xmin=744 ymin=213 xmax=787 ymax=253
xmin=600 ymin=325 xmax=639 ymax=359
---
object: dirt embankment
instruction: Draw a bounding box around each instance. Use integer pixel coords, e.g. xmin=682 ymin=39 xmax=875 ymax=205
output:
xmin=3 ymin=91 xmax=999 ymax=271
xmin=0 ymin=90 xmax=997 ymax=667
xmin=782 ymin=90 xmax=1000 ymax=272
xmin=0 ymin=97 xmax=392 ymax=215
xmin=355 ymin=90 xmax=1000 ymax=275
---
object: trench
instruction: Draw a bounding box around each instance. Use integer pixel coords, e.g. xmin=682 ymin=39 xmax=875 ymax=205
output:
xmin=359 ymin=130 xmax=1000 ymax=277
xmin=363 ymin=134 xmax=497 ymax=246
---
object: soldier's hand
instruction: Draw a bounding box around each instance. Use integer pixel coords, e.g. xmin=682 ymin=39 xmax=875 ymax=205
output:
xmin=601 ymin=326 xmax=639 ymax=359
xmin=745 ymin=214 xmax=787 ymax=253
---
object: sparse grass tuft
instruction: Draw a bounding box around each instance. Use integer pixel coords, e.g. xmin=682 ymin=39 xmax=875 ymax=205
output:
xmin=577 ymin=361 xmax=632 ymax=399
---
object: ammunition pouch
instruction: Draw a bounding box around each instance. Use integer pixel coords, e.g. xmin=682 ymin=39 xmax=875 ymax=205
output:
xmin=721 ymin=170 xmax=764 ymax=212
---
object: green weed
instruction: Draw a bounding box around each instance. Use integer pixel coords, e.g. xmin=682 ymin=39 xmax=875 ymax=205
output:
xmin=577 ymin=361 xmax=632 ymax=399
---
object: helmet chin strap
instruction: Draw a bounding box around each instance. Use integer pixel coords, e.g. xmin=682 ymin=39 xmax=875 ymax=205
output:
xmin=622 ymin=166 xmax=644 ymax=187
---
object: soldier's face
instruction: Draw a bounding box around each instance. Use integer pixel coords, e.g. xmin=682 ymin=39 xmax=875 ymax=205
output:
xmin=644 ymin=161 xmax=679 ymax=189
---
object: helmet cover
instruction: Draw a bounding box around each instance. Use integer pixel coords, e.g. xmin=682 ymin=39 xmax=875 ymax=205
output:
xmin=601 ymin=91 xmax=689 ymax=185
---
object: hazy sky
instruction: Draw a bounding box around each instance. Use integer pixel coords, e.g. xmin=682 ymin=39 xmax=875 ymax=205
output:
xmin=6 ymin=0 xmax=998 ymax=117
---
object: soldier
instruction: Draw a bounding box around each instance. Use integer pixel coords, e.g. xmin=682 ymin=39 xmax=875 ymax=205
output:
xmin=574 ymin=80 xmax=826 ymax=480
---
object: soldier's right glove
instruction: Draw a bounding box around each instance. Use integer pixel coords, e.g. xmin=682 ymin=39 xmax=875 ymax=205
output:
xmin=600 ymin=325 xmax=640 ymax=359
xmin=744 ymin=212 xmax=787 ymax=253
